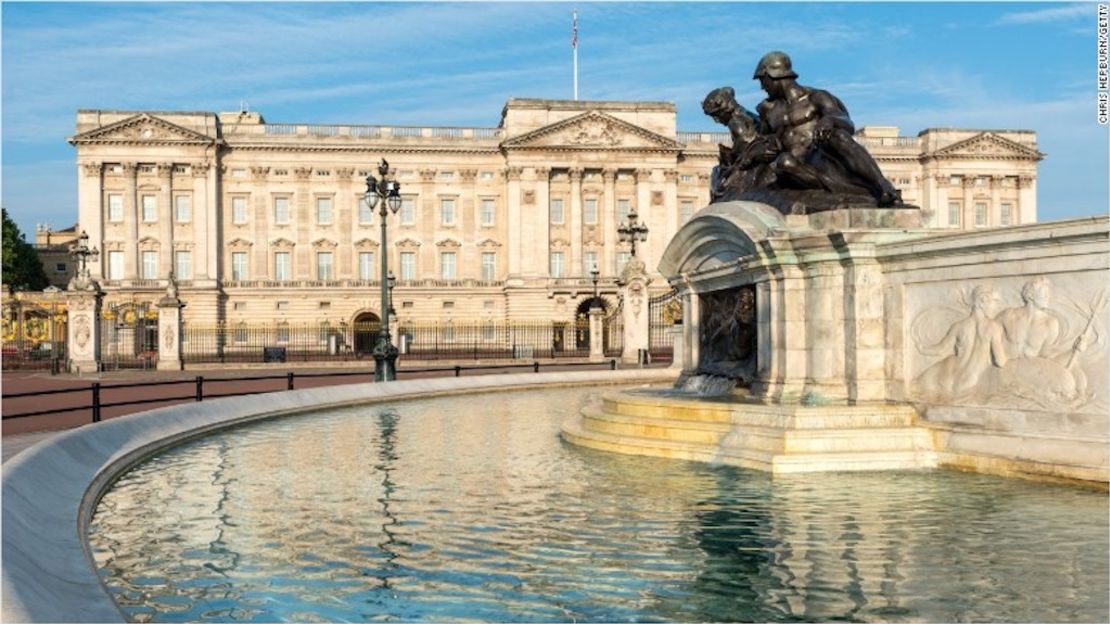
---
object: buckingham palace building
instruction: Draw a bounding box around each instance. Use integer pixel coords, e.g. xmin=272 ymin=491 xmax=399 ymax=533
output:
xmin=67 ymin=97 xmax=1043 ymax=329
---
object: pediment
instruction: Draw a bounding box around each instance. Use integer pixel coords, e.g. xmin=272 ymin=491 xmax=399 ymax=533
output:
xmin=352 ymin=237 xmax=379 ymax=248
xmin=502 ymin=111 xmax=682 ymax=152
xmin=435 ymin=237 xmax=462 ymax=248
xmin=227 ymin=237 xmax=253 ymax=248
xmin=395 ymin=237 xmax=422 ymax=248
xmin=69 ymin=113 xmax=215 ymax=146
xmin=270 ymin=237 xmax=296 ymax=247
xmin=932 ymin=132 xmax=1044 ymax=161
xmin=311 ymin=237 xmax=338 ymax=249
xmin=476 ymin=237 xmax=502 ymax=248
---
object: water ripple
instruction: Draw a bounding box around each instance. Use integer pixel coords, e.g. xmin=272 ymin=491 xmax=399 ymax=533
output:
xmin=89 ymin=387 xmax=1109 ymax=622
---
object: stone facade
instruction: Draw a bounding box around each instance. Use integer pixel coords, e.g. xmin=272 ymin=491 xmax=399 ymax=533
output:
xmin=66 ymin=99 xmax=1041 ymax=327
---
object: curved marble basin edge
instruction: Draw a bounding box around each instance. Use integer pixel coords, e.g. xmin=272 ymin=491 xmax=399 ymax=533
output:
xmin=1 ymin=369 xmax=677 ymax=623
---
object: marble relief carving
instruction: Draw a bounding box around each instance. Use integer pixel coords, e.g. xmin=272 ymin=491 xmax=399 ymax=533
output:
xmin=698 ymin=286 xmax=757 ymax=382
xmin=911 ymin=277 xmax=1105 ymax=410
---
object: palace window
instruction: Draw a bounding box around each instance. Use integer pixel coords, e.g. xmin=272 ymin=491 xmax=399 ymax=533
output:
xmin=947 ymin=202 xmax=961 ymax=228
xmin=276 ymin=322 xmax=290 ymax=343
xmin=358 ymin=252 xmax=375 ymax=280
xmin=274 ymin=252 xmax=292 ymax=281
xmin=108 ymin=194 xmax=123 ymax=222
xmin=107 ymin=251 xmax=124 ymax=279
xmin=617 ymin=199 xmax=631 ymax=222
xmin=1000 ymin=202 xmax=1013 ymax=226
xmin=274 ymin=196 xmax=291 ymax=224
xmin=231 ymin=252 xmax=248 ymax=280
xmin=400 ymin=251 xmax=416 ymax=280
xmin=316 ymin=252 xmax=334 ymax=280
xmin=441 ymin=198 xmax=456 ymax=226
xmin=481 ymin=198 xmax=496 ymax=226
xmin=680 ymin=174 xmax=694 ymax=183
xmin=481 ymin=252 xmax=496 ymax=281
xmin=974 ymin=202 xmax=987 ymax=227
xmin=616 ymin=251 xmax=631 ymax=272
xmin=584 ymin=198 xmax=598 ymax=224
xmin=359 ymin=197 xmax=374 ymax=224
xmin=232 ymin=196 xmax=248 ymax=224
xmin=141 ymin=251 xmax=158 ymax=279
xmin=316 ymin=197 xmax=333 ymax=224
xmin=550 ymin=251 xmax=565 ymax=278
xmin=400 ymin=197 xmax=416 ymax=225
xmin=440 ymin=252 xmax=457 ymax=280
xmin=681 ymin=200 xmax=694 ymax=222
xmin=480 ymin=171 xmax=495 ymax=181
xmin=174 ymin=250 xmax=192 ymax=279
xmin=234 ymin=323 xmax=248 ymax=344
xmin=174 ymin=195 xmax=191 ymax=222
xmin=141 ymin=195 xmax=157 ymax=222
xmin=55 ymin=262 xmax=66 ymax=273
xmin=584 ymin=251 xmax=598 ymax=274
xmin=550 ymin=198 xmax=565 ymax=224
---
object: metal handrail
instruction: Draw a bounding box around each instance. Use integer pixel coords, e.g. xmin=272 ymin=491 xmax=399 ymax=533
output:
xmin=2 ymin=360 xmax=620 ymax=424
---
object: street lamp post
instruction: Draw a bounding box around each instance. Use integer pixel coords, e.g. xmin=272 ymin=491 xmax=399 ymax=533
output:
xmin=590 ymin=267 xmax=601 ymax=309
xmin=617 ymin=208 xmax=649 ymax=259
xmin=68 ymin=230 xmax=100 ymax=288
xmin=363 ymin=159 xmax=403 ymax=381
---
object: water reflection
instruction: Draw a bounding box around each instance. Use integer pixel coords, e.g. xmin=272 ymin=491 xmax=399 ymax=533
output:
xmin=89 ymin=388 xmax=1109 ymax=623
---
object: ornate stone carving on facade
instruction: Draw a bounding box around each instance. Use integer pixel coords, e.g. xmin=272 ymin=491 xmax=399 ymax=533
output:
xmin=568 ymin=167 xmax=584 ymax=181
xmin=533 ymin=167 xmax=551 ymax=180
xmin=163 ymin=324 xmax=176 ymax=350
xmin=566 ymin=119 xmax=622 ymax=146
xmin=435 ymin=238 xmax=462 ymax=249
xmin=191 ymin=161 xmax=211 ymax=177
xmin=352 ymin=237 xmax=379 ymax=249
xmin=227 ymin=237 xmax=253 ymax=249
xmin=911 ymin=278 xmax=1106 ymax=410
xmin=1017 ymin=175 xmax=1035 ymax=189
xmin=293 ymin=167 xmax=313 ymax=181
xmin=251 ymin=166 xmax=271 ymax=181
xmin=523 ymin=189 xmax=536 ymax=205
xmin=270 ymin=237 xmax=296 ymax=249
xmin=73 ymin=315 xmax=91 ymax=349
xmin=82 ymin=162 xmax=103 ymax=177
xmin=601 ymin=169 xmax=617 ymax=183
xmin=663 ymin=169 xmax=679 ymax=183
xmin=155 ymin=162 xmax=174 ymax=177
xmin=459 ymin=169 xmax=478 ymax=182
xmin=395 ymin=237 xmax=422 ymax=249
xmin=121 ymin=162 xmax=138 ymax=177
xmin=634 ymin=168 xmax=652 ymax=183
xmin=651 ymin=191 xmax=664 ymax=206
xmin=505 ymin=167 xmax=523 ymax=181
xmin=311 ymin=238 xmax=339 ymax=249
xmin=335 ymin=167 xmax=356 ymax=179
xmin=418 ymin=168 xmax=437 ymax=182
xmin=476 ymin=237 xmax=503 ymax=248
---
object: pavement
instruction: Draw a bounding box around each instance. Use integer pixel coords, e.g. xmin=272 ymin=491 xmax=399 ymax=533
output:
xmin=1 ymin=359 xmax=669 ymax=462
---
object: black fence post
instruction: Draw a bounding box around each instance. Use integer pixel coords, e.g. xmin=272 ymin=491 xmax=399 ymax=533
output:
xmin=91 ymin=383 xmax=101 ymax=423
xmin=610 ymin=359 xmax=616 ymax=370
xmin=533 ymin=361 xmax=540 ymax=373
xmin=287 ymin=371 xmax=295 ymax=390
xmin=195 ymin=376 xmax=204 ymax=402
xmin=454 ymin=365 xmax=461 ymax=377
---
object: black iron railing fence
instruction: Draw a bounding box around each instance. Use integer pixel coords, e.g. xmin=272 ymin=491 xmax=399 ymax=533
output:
xmin=2 ymin=359 xmax=620 ymax=425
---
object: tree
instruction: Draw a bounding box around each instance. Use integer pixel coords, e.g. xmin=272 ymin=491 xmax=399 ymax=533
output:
xmin=2 ymin=208 xmax=50 ymax=292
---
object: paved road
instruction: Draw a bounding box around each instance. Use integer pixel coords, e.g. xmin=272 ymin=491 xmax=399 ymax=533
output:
xmin=2 ymin=360 xmax=669 ymax=461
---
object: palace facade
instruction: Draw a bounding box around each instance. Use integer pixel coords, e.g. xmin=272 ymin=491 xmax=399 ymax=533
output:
xmin=67 ymin=98 xmax=1043 ymax=327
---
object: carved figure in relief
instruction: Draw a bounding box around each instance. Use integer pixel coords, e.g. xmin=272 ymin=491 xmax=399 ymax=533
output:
xmin=915 ymin=286 xmax=1005 ymax=395
xmin=912 ymin=278 xmax=1105 ymax=409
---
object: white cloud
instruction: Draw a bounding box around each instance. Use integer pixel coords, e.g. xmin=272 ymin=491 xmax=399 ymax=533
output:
xmin=995 ymin=3 xmax=1091 ymax=25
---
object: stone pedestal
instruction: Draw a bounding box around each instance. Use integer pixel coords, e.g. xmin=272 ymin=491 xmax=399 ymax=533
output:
xmin=156 ymin=294 xmax=185 ymax=371
xmin=588 ymin=307 xmax=605 ymax=362
xmin=65 ymin=283 xmax=104 ymax=375
xmin=669 ymin=324 xmax=683 ymax=369
xmin=619 ymin=258 xmax=652 ymax=364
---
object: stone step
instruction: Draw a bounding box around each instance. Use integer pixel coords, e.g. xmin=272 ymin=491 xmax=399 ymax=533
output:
xmin=600 ymin=393 xmax=917 ymax=429
xmin=562 ymin=417 xmax=937 ymax=475
xmin=582 ymin=405 xmax=933 ymax=454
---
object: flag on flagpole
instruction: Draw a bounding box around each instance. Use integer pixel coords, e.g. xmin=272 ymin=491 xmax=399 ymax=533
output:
xmin=572 ymin=10 xmax=578 ymax=49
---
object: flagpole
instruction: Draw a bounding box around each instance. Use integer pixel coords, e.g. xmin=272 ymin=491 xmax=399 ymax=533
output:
xmin=572 ymin=9 xmax=579 ymax=100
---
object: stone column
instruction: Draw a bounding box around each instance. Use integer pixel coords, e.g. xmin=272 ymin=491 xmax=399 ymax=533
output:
xmin=459 ymin=169 xmax=479 ymax=277
xmin=962 ymin=177 xmax=975 ymax=229
xmin=588 ymin=306 xmax=605 ymax=362
xmin=417 ymin=168 xmax=437 ymax=277
xmin=79 ymin=162 xmax=105 ymax=278
xmin=123 ymin=162 xmax=138 ymax=279
xmin=506 ymin=167 xmax=523 ymax=277
xmin=336 ymin=168 xmax=355 ymax=279
xmin=634 ymin=169 xmax=653 ymax=271
xmin=1017 ymin=175 xmax=1036 ymax=224
xmin=569 ymin=167 xmax=584 ymax=275
xmin=930 ymin=173 xmax=947 ymax=228
xmin=601 ymin=169 xmax=617 ymax=275
xmin=990 ymin=174 xmax=1003 ymax=227
xmin=534 ymin=167 xmax=551 ymax=277
xmin=294 ymin=167 xmax=312 ymax=279
xmin=682 ymin=289 xmax=699 ymax=372
xmin=662 ymin=169 xmax=679 ymax=253
xmin=158 ymin=162 xmax=175 ymax=277
xmin=66 ymin=283 xmax=104 ymax=375
xmin=619 ymin=259 xmax=652 ymax=364
xmin=156 ymin=287 xmax=185 ymax=371
xmin=193 ymin=161 xmax=215 ymax=281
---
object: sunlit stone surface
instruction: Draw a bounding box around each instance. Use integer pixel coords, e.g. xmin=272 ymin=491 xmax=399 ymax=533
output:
xmin=90 ymin=387 xmax=1108 ymax=623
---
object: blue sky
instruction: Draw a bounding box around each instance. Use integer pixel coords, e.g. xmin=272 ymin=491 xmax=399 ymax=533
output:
xmin=2 ymin=1 xmax=1106 ymax=236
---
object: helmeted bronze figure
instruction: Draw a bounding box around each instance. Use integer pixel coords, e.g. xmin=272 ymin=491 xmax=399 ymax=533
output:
xmin=704 ymin=51 xmax=906 ymax=212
